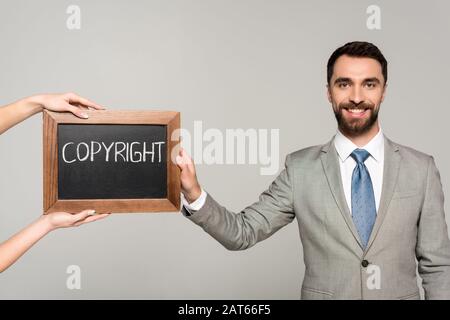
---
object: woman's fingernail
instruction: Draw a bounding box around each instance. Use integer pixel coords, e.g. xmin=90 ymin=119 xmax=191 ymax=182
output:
xmin=88 ymin=210 xmax=96 ymax=215
xmin=81 ymin=113 xmax=89 ymax=118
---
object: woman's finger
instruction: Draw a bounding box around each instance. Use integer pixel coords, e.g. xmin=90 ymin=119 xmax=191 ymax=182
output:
xmin=74 ymin=213 xmax=110 ymax=226
xmin=67 ymin=104 xmax=89 ymax=119
xmin=71 ymin=210 xmax=97 ymax=223
xmin=66 ymin=92 xmax=105 ymax=110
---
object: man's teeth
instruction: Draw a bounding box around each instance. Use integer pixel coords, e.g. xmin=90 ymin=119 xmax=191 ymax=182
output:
xmin=347 ymin=109 xmax=365 ymax=113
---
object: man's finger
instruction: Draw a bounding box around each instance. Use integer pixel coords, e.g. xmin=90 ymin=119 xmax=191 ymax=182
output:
xmin=176 ymin=155 xmax=186 ymax=170
xmin=181 ymin=148 xmax=193 ymax=165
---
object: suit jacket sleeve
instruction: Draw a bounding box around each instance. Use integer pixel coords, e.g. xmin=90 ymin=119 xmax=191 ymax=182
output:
xmin=183 ymin=154 xmax=296 ymax=250
xmin=416 ymin=156 xmax=450 ymax=299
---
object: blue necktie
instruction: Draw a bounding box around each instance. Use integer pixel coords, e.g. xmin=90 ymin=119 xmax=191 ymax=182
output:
xmin=350 ymin=149 xmax=376 ymax=249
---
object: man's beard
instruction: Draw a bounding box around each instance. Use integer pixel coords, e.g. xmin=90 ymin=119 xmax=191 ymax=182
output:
xmin=334 ymin=101 xmax=379 ymax=136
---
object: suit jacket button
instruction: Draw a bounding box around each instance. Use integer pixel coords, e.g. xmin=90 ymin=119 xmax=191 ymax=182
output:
xmin=361 ymin=260 xmax=369 ymax=268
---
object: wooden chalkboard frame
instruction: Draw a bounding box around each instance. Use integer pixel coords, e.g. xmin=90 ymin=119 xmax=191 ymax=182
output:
xmin=43 ymin=110 xmax=180 ymax=214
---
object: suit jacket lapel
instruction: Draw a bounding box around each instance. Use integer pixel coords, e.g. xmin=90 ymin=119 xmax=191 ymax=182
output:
xmin=320 ymin=139 xmax=364 ymax=250
xmin=365 ymin=137 xmax=401 ymax=251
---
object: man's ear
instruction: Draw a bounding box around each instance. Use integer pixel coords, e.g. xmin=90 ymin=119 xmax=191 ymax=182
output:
xmin=381 ymin=83 xmax=387 ymax=103
xmin=326 ymin=84 xmax=332 ymax=103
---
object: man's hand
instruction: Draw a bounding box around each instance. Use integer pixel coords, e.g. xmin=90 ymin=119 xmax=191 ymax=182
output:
xmin=43 ymin=210 xmax=110 ymax=231
xmin=176 ymin=148 xmax=202 ymax=203
xmin=35 ymin=92 xmax=105 ymax=118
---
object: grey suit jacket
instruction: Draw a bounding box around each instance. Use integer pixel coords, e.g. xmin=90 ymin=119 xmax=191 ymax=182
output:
xmin=183 ymin=136 xmax=450 ymax=299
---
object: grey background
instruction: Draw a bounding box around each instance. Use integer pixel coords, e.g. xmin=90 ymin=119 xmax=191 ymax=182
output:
xmin=0 ymin=0 xmax=449 ymax=299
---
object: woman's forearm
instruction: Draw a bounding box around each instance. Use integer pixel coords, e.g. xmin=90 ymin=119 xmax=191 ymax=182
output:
xmin=0 ymin=215 xmax=53 ymax=273
xmin=0 ymin=96 xmax=44 ymax=135
xmin=0 ymin=93 xmax=107 ymax=273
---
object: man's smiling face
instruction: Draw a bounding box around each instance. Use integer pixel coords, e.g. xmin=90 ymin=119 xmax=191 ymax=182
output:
xmin=327 ymin=55 xmax=386 ymax=137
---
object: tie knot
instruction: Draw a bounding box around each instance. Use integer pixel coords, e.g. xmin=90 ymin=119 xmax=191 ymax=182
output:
xmin=351 ymin=148 xmax=370 ymax=164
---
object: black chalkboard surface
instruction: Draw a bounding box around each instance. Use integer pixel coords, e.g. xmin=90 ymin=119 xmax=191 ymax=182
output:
xmin=58 ymin=124 xmax=167 ymax=199
xmin=43 ymin=110 xmax=180 ymax=214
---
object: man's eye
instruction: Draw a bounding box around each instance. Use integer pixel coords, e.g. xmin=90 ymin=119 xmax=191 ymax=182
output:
xmin=365 ymin=82 xmax=376 ymax=88
xmin=338 ymin=83 xmax=349 ymax=88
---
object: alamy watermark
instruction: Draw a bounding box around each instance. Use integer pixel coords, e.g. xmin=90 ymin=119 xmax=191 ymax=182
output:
xmin=66 ymin=5 xmax=81 ymax=30
xmin=172 ymin=121 xmax=280 ymax=176
xmin=366 ymin=5 xmax=381 ymax=30
xmin=66 ymin=265 xmax=81 ymax=290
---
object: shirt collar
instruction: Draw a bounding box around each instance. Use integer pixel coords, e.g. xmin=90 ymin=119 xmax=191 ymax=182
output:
xmin=334 ymin=128 xmax=384 ymax=163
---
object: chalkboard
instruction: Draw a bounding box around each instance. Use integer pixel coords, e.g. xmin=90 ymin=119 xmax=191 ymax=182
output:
xmin=58 ymin=124 xmax=167 ymax=199
xmin=43 ymin=110 xmax=180 ymax=214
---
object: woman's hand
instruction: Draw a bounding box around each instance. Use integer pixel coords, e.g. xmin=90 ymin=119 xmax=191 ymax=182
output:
xmin=33 ymin=92 xmax=105 ymax=118
xmin=0 ymin=92 xmax=105 ymax=134
xmin=43 ymin=210 xmax=110 ymax=231
xmin=0 ymin=210 xmax=109 ymax=273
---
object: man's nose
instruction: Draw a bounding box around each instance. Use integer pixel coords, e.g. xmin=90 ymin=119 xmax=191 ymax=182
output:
xmin=349 ymin=87 xmax=364 ymax=105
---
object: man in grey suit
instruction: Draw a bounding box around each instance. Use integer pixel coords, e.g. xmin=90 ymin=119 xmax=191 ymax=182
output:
xmin=175 ymin=41 xmax=450 ymax=299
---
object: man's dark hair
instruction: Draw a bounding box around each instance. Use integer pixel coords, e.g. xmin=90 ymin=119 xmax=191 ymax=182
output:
xmin=327 ymin=41 xmax=388 ymax=85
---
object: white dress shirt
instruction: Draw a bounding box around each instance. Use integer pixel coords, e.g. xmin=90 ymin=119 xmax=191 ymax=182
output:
xmin=334 ymin=129 xmax=384 ymax=214
xmin=181 ymin=187 xmax=208 ymax=212
xmin=182 ymin=129 xmax=385 ymax=215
